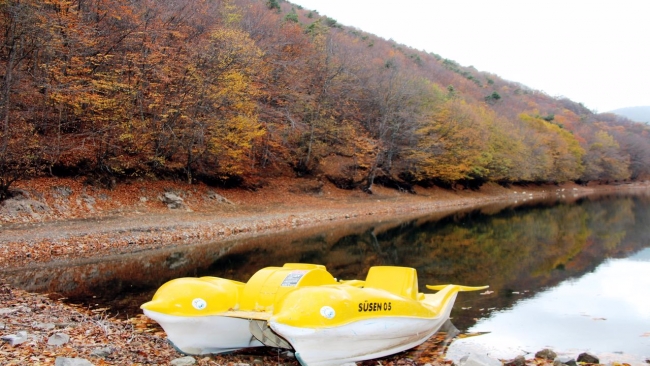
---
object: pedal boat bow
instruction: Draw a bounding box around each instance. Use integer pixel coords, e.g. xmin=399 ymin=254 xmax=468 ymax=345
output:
xmin=140 ymin=263 xmax=337 ymax=355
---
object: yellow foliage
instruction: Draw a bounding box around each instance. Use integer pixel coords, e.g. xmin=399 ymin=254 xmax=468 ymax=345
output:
xmin=409 ymin=99 xmax=487 ymax=182
xmin=518 ymin=113 xmax=585 ymax=182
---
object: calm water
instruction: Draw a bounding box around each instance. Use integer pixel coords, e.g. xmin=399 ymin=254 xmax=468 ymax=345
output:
xmin=446 ymin=246 xmax=650 ymax=364
xmin=2 ymin=190 xmax=649 ymax=363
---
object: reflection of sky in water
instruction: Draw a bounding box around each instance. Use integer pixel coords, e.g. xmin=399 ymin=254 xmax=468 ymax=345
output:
xmin=446 ymin=247 xmax=650 ymax=364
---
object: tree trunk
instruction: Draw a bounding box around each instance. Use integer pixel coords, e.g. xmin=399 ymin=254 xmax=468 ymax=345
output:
xmin=186 ymin=148 xmax=193 ymax=184
xmin=1 ymin=19 xmax=16 ymax=157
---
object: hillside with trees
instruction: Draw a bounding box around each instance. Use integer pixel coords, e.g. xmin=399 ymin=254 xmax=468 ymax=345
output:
xmin=2 ymin=0 xmax=650 ymax=200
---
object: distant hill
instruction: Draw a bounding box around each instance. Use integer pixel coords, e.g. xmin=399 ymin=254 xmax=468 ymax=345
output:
xmin=610 ymin=106 xmax=650 ymax=123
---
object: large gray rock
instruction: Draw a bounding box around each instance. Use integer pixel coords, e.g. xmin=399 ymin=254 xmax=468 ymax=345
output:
xmin=161 ymin=192 xmax=186 ymax=210
xmin=170 ymin=356 xmax=196 ymax=366
xmin=535 ymin=348 xmax=558 ymax=360
xmin=0 ymin=198 xmax=50 ymax=218
xmin=207 ymin=191 xmax=234 ymax=204
xmin=1 ymin=331 xmax=28 ymax=346
xmin=504 ymin=355 xmax=526 ymax=366
xmin=90 ymin=346 xmax=114 ymax=358
xmin=55 ymin=358 xmax=94 ymax=366
xmin=553 ymin=356 xmax=577 ymax=366
xmin=0 ymin=306 xmax=31 ymax=315
xmin=0 ymin=308 xmax=19 ymax=315
xmin=48 ymin=333 xmax=70 ymax=346
xmin=458 ymin=353 xmax=502 ymax=366
xmin=33 ymin=322 xmax=56 ymax=330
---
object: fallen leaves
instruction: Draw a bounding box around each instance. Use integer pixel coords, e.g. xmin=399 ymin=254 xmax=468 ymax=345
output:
xmin=0 ymin=283 xmax=181 ymax=365
xmin=0 ymin=282 xmax=463 ymax=365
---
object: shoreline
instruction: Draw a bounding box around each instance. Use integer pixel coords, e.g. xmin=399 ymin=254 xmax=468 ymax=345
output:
xmin=2 ymin=177 xmax=647 ymax=270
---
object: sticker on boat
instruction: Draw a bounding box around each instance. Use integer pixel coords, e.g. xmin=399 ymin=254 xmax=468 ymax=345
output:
xmin=192 ymin=298 xmax=207 ymax=310
xmin=358 ymin=301 xmax=392 ymax=312
xmin=320 ymin=306 xmax=336 ymax=319
xmin=280 ymin=270 xmax=308 ymax=287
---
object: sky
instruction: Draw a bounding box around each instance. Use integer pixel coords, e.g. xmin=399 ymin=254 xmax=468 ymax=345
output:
xmin=289 ymin=0 xmax=650 ymax=113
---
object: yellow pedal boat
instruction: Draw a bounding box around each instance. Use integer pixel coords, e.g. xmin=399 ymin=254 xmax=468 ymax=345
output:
xmin=141 ymin=263 xmax=487 ymax=366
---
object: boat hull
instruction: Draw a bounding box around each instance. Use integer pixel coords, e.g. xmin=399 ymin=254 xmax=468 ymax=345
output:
xmin=142 ymin=309 xmax=262 ymax=354
xmin=270 ymin=315 xmax=448 ymax=366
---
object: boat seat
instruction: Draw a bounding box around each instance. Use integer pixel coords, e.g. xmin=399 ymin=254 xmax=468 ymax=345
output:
xmin=240 ymin=263 xmax=336 ymax=311
xmin=364 ymin=266 xmax=419 ymax=300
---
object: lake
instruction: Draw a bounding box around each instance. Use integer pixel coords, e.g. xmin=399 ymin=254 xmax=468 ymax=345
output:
xmin=2 ymin=189 xmax=649 ymax=364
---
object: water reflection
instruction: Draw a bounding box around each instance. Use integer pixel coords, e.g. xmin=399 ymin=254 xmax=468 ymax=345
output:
xmin=1 ymin=190 xmax=649 ymax=361
xmin=446 ymin=247 xmax=650 ymax=364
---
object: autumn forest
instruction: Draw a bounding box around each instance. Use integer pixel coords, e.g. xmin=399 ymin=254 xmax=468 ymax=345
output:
xmin=2 ymin=0 xmax=650 ymax=200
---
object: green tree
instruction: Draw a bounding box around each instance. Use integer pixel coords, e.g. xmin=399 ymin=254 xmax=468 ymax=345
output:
xmin=266 ymin=0 xmax=280 ymax=12
xmin=484 ymin=91 xmax=501 ymax=104
xmin=284 ymin=12 xmax=298 ymax=23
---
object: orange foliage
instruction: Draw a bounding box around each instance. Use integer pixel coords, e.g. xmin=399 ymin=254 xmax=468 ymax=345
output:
xmin=1 ymin=0 xmax=649 ymax=198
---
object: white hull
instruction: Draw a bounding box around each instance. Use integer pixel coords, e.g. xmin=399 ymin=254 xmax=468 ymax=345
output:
xmin=142 ymin=309 xmax=262 ymax=354
xmin=270 ymin=291 xmax=459 ymax=366
xmin=270 ymin=316 xmax=447 ymax=366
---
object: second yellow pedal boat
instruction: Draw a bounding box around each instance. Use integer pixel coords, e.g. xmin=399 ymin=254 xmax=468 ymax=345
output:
xmin=141 ymin=263 xmax=487 ymax=366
